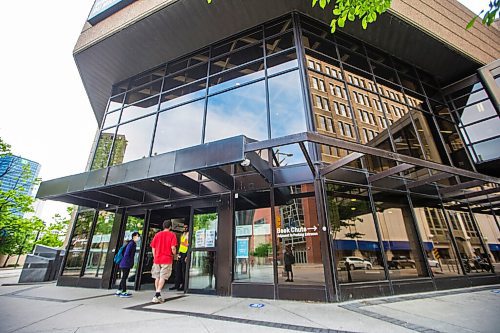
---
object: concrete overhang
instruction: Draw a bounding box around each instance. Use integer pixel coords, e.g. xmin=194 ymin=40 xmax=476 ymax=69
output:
xmin=74 ymin=0 xmax=497 ymax=125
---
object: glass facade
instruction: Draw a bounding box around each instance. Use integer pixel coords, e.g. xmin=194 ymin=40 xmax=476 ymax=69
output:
xmin=60 ymin=13 xmax=499 ymax=302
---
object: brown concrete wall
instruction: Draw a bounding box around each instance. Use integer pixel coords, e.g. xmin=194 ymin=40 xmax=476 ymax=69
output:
xmin=75 ymin=0 xmax=499 ymax=65
xmin=74 ymin=0 xmax=174 ymax=53
xmin=391 ymin=0 xmax=499 ymax=65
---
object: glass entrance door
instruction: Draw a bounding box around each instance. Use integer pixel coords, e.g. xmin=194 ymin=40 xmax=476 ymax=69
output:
xmin=188 ymin=208 xmax=218 ymax=293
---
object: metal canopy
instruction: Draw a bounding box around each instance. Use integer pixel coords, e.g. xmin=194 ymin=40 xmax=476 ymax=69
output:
xmin=38 ymin=131 xmax=500 ymax=213
xmin=37 ymin=136 xmax=248 ymax=209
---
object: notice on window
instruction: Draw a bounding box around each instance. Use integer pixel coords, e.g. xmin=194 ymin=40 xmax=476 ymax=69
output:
xmin=236 ymin=238 xmax=249 ymax=259
xmin=235 ymin=225 xmax=252 ymax=237
xmin=205 ymin=230 xmax=216 ymax=248
xmin=253 ymin=224 xmax=270 ymax=235
xmin=195 ymin=229 xmax=206 ymax=248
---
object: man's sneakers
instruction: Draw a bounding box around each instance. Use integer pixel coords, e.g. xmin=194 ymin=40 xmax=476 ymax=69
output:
xmin=152 ymin=295 xmax=164 ymax=303
xmin=115 ymin=290 xmax=122 ymax=296
xmin=119 ymin=292 xmax=132 ymax=298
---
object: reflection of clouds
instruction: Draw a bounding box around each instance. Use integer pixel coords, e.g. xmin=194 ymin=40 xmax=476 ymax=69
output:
xmin=153 ymin=101 xmax=204 ymax=155
xmin=205 ymin=80 xmax=268 ymax=142
xmin=116 ymin=115 xmax=155 ymax=163
xmin=268 ymin=70 xmax=306 ymax=138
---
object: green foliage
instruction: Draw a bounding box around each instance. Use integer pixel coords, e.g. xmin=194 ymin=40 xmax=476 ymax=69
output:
xmin=253 ymin=242 xmax=272 ymax=257
xmin=35 ymin=207 xmax=73 ymax=248
xmin=312 ymin=0 xmax=392 ymax=32
xmin=193 ymin=213 xmax=217 ymax=232
xmin=0 ymin=217 xmax=44 ymax=266
xmin=207 ymin=0 xmax=391 ymax=32
xmin=0 ymin=137 xmax=11 ymax=156
xmin=467 ymin=0 xmax=499 ymax=29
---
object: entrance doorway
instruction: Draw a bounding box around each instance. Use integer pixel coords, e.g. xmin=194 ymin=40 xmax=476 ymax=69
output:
xmin=138 ymin=206 xmax=190 ymax=290
xmin=187 ymin=207 xmax=218 ymax=294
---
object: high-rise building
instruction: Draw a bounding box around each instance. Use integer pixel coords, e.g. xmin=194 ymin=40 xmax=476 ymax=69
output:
xmin=1 ymin=155 xmax=41 ymax=216
xmin=37 ymin=0 xmax=499 ymax=301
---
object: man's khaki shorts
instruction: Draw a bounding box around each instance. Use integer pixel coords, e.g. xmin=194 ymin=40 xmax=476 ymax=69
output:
xmin=151 ymin=264 xmax=172 ymax=280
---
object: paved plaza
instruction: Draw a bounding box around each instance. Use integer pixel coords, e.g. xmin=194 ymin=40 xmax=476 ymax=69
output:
xmin=0 ymin=268 xmax=499 ymax=333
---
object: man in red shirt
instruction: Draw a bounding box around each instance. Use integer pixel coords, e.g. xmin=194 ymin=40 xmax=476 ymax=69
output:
xmin=150 ymin=220 xmax=178 ymax=303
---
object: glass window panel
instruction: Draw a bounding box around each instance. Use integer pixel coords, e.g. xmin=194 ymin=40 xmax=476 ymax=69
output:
xmin=110 ymin=115 xmax=155 ymax=165
xmin=275 ymin=184 xmax=325 ymax=285
xmin=410 ymin=195 xmax=462 ymax=277
xmin=462 ymin=117 xmax=500 ymax=143
xmin=205 ymin=80 xmax=267 ymax=143
xmin=300 ymin=18 xmax=327 ymax=38
xmin=269 ymin=70 xmax=306 ymax=138
xmin=120 ymin=96 xmax=159 ymax=123
xmin=91 ymin=127 xmax=117 ymax=170
xmin=399 ymin=73 xmax=424 ymax=94
xmin=265 ymin=17 xmax=293 ymax=37
xmin=267 ymin=50 xmax=298 ymax=76
xmin=167 ymin=58 xmax=189 ymax=75
xmin=123 ymin=81 xmax=162 ymax=107
xmin=449 ymin=83 xmax=485 ymax=108
xmin=84 ymin=211 xmax=115 ymax=277
xmin=472 ymin=137 xmax=500 ymax=163
xmin=371 ymin=62 xmax=399 ymax=84
xmin=208 ymin=60 xmax=264 ymax=94
xmin=457 ymin=100 xmax=497 ymax=126
xmin=63 ymin=211 xmax=95 ymax=276
xmin=160 ymin=80 xmax=206 ymax=110
xmin=234 ymin=207 xmax=274 ymax=283
xmin=189 ymin=212 xmax=218 ymax=290
xmin=337 ymin=47 xmax=371 ymax=73
xmin=392 ymin=58 xmax=418 ymax=78
xmin=326 ymin=183 xmax=386 ymax=283
xmin=112 ymin=81 xmax=129 ymax=97
xmin=443 ymin=209 xmax=493 ymax=275
xmin=434 ymin=117 xmax=474 ymax=170
xmin=411 ymin=111 xmax=445 ymax=163
xmin=129 ymin=65 xmax=167 ymax=90
xmin=210 ymin=43 xmax=264 ymax=75
xmin=152 ymin=100 xmax=204 ymax=155
xmin=365 ymin=44 xmax=392 ymax=67
xmin=416 ymin=69 xmax=438 ymax=87
xmin=107 ymin=93 xmax=125 ymax=112
xmin=163 ymin=62 xmax=208 ymax=92
xmin=212 ymin=28 xmax=263 ymax=58
xmin=189 ymin=251 xmax=216 ymax=289
xmin=102 ymin=110 xmax=120 ymax=129
xmin=265 ymin=31 xmax=294 ymax=55
xmin=334 ymin=34 xmax=362 ymax=52
xmin=392 ymin=121 xmax=425 ymax=159
xmin=371 ymin=189 xmax=429 ymax=279
xmin=302 ymin=31 xmax=338 ymax=59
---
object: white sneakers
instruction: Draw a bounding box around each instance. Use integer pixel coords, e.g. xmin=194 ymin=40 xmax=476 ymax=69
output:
xmin=152 ymin=295 xmax=165 ymax=303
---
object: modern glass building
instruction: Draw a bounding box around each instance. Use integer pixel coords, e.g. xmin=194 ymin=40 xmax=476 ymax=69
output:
xmin=37 ymin=0 xmax=499 ymax=301
xmin=1 ymin=155 xmax=41 ymax=216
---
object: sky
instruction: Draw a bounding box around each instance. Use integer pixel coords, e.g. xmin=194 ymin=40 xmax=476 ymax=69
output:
xmin=0 ymin=0 xmax=489 ymax=223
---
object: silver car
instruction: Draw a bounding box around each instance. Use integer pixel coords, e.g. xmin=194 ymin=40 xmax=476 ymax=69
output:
xmin=338 ymin=256 xmax=372 ymax=270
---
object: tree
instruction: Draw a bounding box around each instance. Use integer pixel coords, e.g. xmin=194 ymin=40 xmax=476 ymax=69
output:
xmin=0 ymin=217 xmax=44 ymax=267
xmin=467 ymin=0 xmax=500 ymax=29
xmin=35 ymin=207 xmax=73 ymax=248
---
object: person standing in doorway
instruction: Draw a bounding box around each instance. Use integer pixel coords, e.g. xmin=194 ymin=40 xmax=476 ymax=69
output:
xmin=116 ymin=232 xmax=140 ymax=297
xmin=150 ymin=220 xmax=177 ymax=303
xmin=170 ymin=224 xmax=189 ymax=291
xmin=284 ymin=245 xmax=295 ymax=282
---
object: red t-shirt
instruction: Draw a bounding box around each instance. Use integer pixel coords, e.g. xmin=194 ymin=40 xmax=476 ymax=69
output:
xmin=150 ymin=230 xmax=178 ymax=264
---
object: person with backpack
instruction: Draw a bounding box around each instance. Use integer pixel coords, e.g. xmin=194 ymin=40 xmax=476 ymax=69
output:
xmin=115 ymin=232 xmax=140 ymax=297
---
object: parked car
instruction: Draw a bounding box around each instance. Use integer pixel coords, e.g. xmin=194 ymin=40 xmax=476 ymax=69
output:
xmin=387 ymin=256 xmax=416 ymax=269
xmin=338 ymin=257 xmax=372 ymax=270
xmin=427 ymin=258 xmax=440 ymax=268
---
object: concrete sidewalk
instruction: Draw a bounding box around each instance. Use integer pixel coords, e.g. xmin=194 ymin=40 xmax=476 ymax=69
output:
xmin=0 ymin=269 xmax=499 ymax=333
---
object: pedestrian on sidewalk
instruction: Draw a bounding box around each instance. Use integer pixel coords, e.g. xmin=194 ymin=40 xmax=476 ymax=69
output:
xmin=284 ymin=245 xmax=295 ymax=282
xmin=150 ymin=220 xmax=178 ymax=303
xmin=170 ymin=224 xmax=189 ymax=291
xmin=116 ymin=232 xmax=140 ymax=298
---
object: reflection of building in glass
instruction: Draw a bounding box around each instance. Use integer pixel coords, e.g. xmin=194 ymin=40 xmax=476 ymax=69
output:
xmin=91 ymin=133 xmax=127 ymax=170
xmin=0 ymin=155 xmax=41 ymax=216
